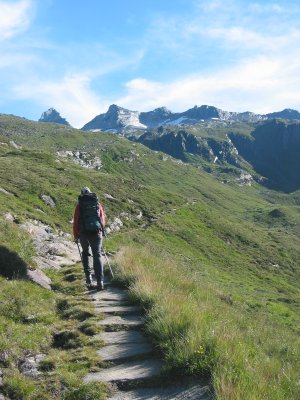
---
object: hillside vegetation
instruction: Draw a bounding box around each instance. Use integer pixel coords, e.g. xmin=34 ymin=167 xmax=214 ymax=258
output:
xmin=0 ymin=115 xmax=299 ymax=399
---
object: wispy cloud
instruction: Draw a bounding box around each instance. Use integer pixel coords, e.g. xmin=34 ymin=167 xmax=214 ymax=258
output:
xmin=207 ymin=26 xmax=300 ymax=51
xmin=0 ymin=0 xmax=33 ymax=39
xmin=14 ymin=72 xmax=107 ymax=127
xmin=248 ymin=2 xmax=284 ymax=13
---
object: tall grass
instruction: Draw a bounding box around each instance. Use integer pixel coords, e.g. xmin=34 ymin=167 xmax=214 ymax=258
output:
xmin=115 ymin=245 xmax=300 ymax=400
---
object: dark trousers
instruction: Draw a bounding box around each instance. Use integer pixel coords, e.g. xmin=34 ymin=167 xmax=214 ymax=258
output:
xmin=79 ymin=232 xmax=103 ymax=284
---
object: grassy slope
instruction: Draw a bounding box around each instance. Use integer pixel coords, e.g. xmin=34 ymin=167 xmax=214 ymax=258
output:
xmin=0 ymin=115 xmax=299 ymax=399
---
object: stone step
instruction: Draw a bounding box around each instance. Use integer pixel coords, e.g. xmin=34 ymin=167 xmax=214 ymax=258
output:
xmin=91 ymin=287 xmax=129 ymax=302
xmin=97 ymin=315 xmax=145 ymax=328
xmin=109 ymin=381 xmax=212 ymax=400
xmin=94 ymin=300 xmax=130 ymax=307
xmin=95 ymin=305 xmax=143 ymax=315
xmin=84 ymin=359 xmax=163 ymax=385
xmin=97 ymin=342 xmax=154 ymax=361
xmin=95 ymin=330 xmax=147 ymax=345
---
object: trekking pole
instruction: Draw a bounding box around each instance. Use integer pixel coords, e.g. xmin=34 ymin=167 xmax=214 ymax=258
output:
xmin=102 ymin=245 xmax=114 ymax=278
xmin=76 ymin=241 xmax=83 ymax=264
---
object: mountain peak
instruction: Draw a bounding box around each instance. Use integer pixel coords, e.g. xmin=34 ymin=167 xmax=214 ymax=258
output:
xmin=108 ymin=104 xmax=122 ymax=111
xmin=39 ymin=108 xmax=70 ymax=126
xmin=82 ymin=105 xmax=146 ymax=132
xmin=266 ymin=108 xmax=300 ymax=120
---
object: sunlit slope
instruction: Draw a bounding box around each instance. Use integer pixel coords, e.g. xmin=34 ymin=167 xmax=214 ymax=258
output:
xmin=1 ymin=116 xmax=299 ymax=317
xmin=0 ymin=115 xmax=299 ymax=398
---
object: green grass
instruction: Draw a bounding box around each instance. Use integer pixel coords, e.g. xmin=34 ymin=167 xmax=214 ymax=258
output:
xmin=0 ymin=249 xmax=106 ymax=399
xmin=114 ymin=245 xmax=300 ymax=400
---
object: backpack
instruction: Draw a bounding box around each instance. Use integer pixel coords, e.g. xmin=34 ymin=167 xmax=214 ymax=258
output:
xmin=78 ymin=193 xmax=102 ymax=233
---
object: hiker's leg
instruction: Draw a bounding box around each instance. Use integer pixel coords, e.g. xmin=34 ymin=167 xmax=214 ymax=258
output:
xmin=89 ymin=233 xmax=103 ymax=286
xmin=79 ymin=234 xmax=92 ymax=283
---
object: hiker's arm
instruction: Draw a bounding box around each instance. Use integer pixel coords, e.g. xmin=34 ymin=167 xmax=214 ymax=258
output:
xmin=73 ymin=204 xmax=79 ymax=240
xmin=99 ymin=204 xmax=105 ymax=227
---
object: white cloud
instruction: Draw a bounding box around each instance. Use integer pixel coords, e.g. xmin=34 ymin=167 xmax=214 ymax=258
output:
xmin=116 ymin=53 xmax=300 ymax=114
xmin=0 ymin=0 xmax=33 ymax=39
xmin=248 ymin=3 xmax=284 ymax=13
xmin=14 ymin=73 xmax=106 ymax=128
xmin=207 ymin=26 xmax=300 ymax=51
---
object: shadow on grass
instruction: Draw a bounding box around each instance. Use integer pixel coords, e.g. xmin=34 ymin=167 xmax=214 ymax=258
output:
xmin=0 ymin=245 xmax=28 ymax=279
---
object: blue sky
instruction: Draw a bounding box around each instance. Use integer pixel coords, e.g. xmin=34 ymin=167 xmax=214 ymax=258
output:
xmin=1 ymin=0 xmax=300 ymax=127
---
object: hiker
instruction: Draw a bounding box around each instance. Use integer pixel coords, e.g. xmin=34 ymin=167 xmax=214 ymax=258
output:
xmin=73 ymin=187 xmax=106 ymax=290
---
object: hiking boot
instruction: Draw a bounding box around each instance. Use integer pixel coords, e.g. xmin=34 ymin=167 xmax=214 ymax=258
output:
xmin=85 ymin=274 xmax=93 ymax=285
xmin=86 ymin=283 xmax=94 ymax=290
xmin=96 ymin=281 xmax=104 ymax=291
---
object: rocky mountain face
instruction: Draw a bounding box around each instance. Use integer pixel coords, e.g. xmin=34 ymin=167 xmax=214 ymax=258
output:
xmin=137 ymin=118 xmax=300 ymax=191
xmin=230 ymin=119 xmax=300 ymax=191
xmin=139 ymin=107 xmax=173 ymax=128
xmin=137 ymin=130 xmax=212 ymax=161
xmin=137 ymin=128 xmax=241 ymax=166
xmin=39 ymin=108 xmax=70 ymax=126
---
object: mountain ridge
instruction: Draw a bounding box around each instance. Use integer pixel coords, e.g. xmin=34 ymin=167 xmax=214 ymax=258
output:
xmin=80 ymin=104 xmax=300 ymax=133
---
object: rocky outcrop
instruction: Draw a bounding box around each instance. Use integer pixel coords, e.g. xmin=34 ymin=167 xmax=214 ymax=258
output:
xmin=20 ymin=220 xmax=80 ymax=270
xmin=206 ymin=137 xmax=239 ymax=166
xmin=56 ymin=150 xmax=102 ymax=170
xmin=18 ymin=354 xmax=45 ymax=378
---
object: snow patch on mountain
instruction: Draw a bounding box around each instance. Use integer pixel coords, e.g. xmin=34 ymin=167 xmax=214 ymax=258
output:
xmin=164 ymin=117 xmax=188 ymax=126
xmin=117 ymin=108 xmax=146 ymax=129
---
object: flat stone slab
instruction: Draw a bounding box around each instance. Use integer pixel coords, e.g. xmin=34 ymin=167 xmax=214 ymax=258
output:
xmin=95 ymin=330 xmax=148 ymax=345
xmin=95 ymin=305 xmax=143 ymax=315
xmin=94 ymin=300 xmax=130 ymax=307
xmin=97 ymin=315 xmax=144 ymax=327
xmin=91 ymin=287 xmax=129 ymax=302
xmin=84 ymin=359 xmax=163 ymax=383
xmin=109 ymin=383 xmax=212 ymax=400
xmin=97 ymin=342 xmax=154 ymax=361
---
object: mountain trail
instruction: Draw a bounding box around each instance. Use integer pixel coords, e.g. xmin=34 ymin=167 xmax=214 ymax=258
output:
xmin=84 ymin=282 xmax=212 ymax=399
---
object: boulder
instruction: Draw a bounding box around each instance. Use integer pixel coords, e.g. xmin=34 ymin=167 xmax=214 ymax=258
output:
xmin=26 ymin=268 xmax=52 ymax=290
xmin=41 ymin=195 xmax=56 ymax=208
xmin=0 ymin=188 xmax=12 ymax=196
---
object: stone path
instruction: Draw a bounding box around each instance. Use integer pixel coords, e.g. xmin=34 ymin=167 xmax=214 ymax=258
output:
xmin=84 ymin=284 xmax=212 ymax=399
